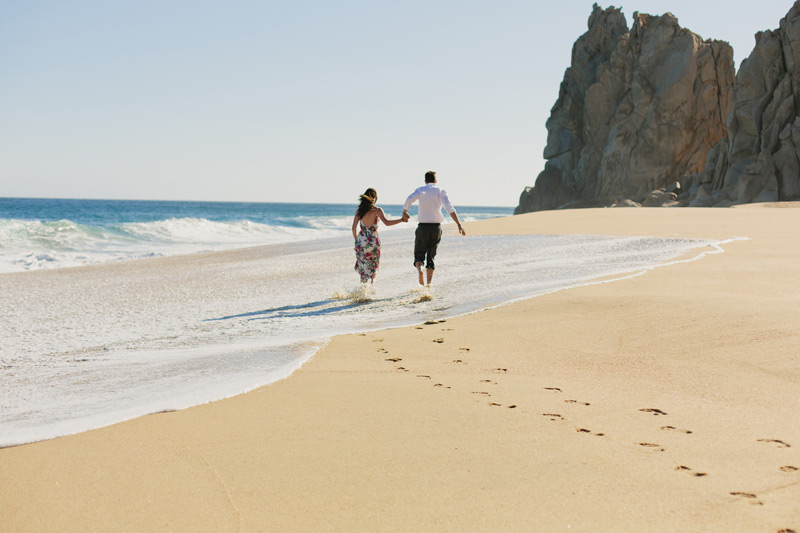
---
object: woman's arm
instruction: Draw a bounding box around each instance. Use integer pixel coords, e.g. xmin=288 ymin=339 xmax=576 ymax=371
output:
xmin=352 ymin=214 xmax=360 ymax=240
xmin=377 ymin=207 xmax=405 ymax=226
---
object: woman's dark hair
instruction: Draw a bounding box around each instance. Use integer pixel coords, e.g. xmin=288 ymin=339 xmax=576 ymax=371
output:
xmin=356 ymin=188 xmax=378 ymax=219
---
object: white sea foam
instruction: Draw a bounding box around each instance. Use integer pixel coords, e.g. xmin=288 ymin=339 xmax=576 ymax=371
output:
xmin=0 ymin=216 xmax=357 ymax=273
xmin=0 ymin=232 xmax=735 ymax=447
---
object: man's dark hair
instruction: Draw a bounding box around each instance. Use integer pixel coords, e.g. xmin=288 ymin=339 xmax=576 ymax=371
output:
xmin=424 ymin=171 xmax=436 ymax=183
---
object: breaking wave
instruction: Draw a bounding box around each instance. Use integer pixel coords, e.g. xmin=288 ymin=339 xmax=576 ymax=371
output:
xmin=0 ymin=216 xmax=353 ymax=272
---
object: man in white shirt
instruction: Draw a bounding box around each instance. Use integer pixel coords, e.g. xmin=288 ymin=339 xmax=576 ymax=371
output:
xmin=402 ymin=170 xmax=466 ymax=286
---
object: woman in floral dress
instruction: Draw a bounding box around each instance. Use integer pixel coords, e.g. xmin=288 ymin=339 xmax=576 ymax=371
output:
xmin=352 ymin=188 xmax=406 ymax=283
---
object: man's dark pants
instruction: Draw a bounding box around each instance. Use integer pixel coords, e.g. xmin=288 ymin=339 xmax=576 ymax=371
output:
xmin=414 ymin=223 xmax=442 ymax=269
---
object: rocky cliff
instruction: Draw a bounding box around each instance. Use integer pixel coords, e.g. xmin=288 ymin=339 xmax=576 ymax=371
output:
xmin=689 ymin=1 xmax=800 ymax=207
xmin=516 ymin=2 xmax=800 ymax=212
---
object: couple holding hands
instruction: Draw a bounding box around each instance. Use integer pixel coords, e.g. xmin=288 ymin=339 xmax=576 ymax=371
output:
xmin=352 ymin=170 xmax=465 ymax=288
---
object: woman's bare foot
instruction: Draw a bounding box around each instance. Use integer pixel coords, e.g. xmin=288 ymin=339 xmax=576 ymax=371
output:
xmin=415 ymin=262 xmax=424 ymax=285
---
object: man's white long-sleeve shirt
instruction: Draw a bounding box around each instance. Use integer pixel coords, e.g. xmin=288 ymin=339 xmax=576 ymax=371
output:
xmin=403 ymin=183 xmax=455 ymax=223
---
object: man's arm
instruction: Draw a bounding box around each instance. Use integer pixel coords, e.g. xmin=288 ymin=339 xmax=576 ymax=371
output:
xmin=449 ymin=211 xmax=465 ymax=236
xmin=402 ymin=188 xmax=420 ymax=222
xmin=441 ymin=190 xmax=464 ymax=235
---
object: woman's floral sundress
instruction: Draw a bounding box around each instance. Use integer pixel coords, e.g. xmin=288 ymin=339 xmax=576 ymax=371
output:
xmin=354 ymin=220 xmax=381 ymax=282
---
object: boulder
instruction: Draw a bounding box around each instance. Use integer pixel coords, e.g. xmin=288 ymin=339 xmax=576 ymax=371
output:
xmin=611 ymin=199 xmax=642 ymax=207
xmin=642 ymin=189 xmax=679 ymax=207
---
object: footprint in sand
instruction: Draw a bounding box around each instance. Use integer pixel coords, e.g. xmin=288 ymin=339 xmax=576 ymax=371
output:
xmin=729 ymin=492 xmax=763 ymax=505
xmin=480 ymin=379 xmax=496 ymax=384
xmin=777 ymin=529 xmax=797 ymax=533
xmin=451 ymin=359 xmax=465 ymax=364
xmin=433 ymin=383 xmax=451 ymax=389
xmin=544 ymin=387 xmax=562 ymax=392
xmin=577 ymin=428 xmax=605 ymax=436
xmin=396 ymin=366 xmax=409 ymax=372
xmin=779 ymin=466 xmax=799 ymax=473
xmin=472 ymin=391 xmax=490 ymax=396
xmin=661 ymin=425 xmax=693 ymax=434
xmin=675 ymin=465 xmax=707 ymax=477
xmin=492 ymin=368 xmax=508 ymax=373
xmin=385 ymin=357 xmax=402 ymax=362
xmin=459 ymin=347 xmax=470 ymax=352
xmin=433 ymin=338 xmax=445 ymax=344
xmin=424 ymin=320 xmax=446 ymax=325
xmin=542 ymin=413 xmax=563 ymax=421
xmin=638 ymin=442 xmax=665 ymax=451
xmin=415 ymin=326 xmax=424 ymax=330
xmin=565 ymin=400 xmax=590 ymax=406
xmin=639 ymin=408 xmax=668 ymax=416
xmin=372 ymin=338 xmax=384 ymax=342
xmin=758 ymin=438 xmax=792 ymax=448
xmin=416 ymin=375 xmax=431 ymax=379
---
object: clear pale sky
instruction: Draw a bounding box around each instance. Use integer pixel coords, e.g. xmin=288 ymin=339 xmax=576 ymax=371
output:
xmin=0 ymin=1 xmax=792 ymax=206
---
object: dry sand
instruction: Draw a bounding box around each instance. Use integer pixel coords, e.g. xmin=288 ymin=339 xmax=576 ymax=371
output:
xmin=2 ymin=204 xmax=799 ymax=531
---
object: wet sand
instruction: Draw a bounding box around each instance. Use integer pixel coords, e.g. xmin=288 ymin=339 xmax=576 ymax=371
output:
xmin=2 ymin=204 xmax=799 ymax=531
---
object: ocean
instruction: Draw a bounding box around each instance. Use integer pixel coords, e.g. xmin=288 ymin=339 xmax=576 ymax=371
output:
xmin=0 ymin=198 xmax=727 ymax=447
xmin=0 ymin=198 xmax=512 ymax=273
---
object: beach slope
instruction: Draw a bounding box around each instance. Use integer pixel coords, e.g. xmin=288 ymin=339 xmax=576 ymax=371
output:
xmin=2 ymin=204 xmax=799 ymax=531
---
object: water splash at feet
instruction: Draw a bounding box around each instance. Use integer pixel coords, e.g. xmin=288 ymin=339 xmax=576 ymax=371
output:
xmin=332 ymin=284 xmax=376 ymax=303
xmin=412 ymin=285 xmax=434 ymax=303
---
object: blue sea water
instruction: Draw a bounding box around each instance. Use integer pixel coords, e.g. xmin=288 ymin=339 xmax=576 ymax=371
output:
xmin=0 ymin=197 xmax=511 ymax=272
xmin=0 ymin=197 xmax=731 ymax=447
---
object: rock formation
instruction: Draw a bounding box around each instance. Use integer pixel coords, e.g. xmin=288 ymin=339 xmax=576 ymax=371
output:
xmin=689 ymin=1 xmax=800 ymax=207
xmin=516 ymin=4 xmax=735 ymax=213
xmin=517 ymin=2 xmax=800 ymax=212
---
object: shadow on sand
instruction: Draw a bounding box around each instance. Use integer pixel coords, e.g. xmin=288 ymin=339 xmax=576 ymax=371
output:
xmin=205 ymin=288 xmax=417 ymax=323
xmin=205 ymin=299 xmax=367 ymax=322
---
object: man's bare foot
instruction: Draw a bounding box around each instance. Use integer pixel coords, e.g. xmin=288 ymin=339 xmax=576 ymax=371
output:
xmin=415 ymin=262 xmax=424 ymax=285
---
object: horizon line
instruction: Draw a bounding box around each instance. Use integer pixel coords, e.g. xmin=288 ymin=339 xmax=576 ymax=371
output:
xmin=0 ymin=196 xmax=515 ymax=209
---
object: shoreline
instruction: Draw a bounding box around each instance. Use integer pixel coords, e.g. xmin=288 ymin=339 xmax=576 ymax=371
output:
xmin=1 ymin=231 xmax=726 ymax=450
xmin=2 ymin=204 xmax=799 ymax=531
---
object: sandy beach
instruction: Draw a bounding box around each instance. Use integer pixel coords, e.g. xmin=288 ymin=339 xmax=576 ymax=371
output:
xmin=2 ymin=204 xmax=799 ymax=531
